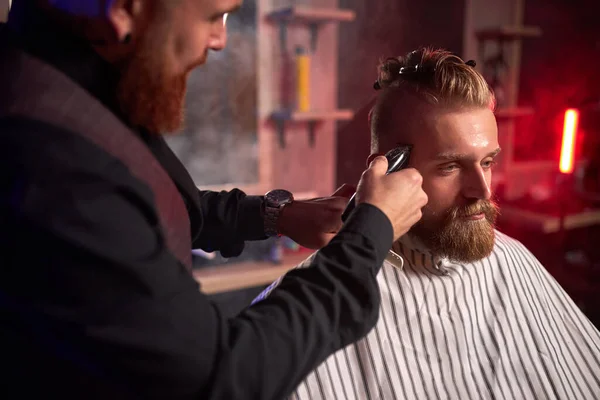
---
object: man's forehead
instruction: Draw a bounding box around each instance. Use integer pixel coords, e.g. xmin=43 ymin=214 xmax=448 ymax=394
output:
xmin=210 ymin=0 xmax=243 ymax=13
xmin=428 ymin=109 xmax=497 ymax=150
xmin=384 ymin=107 xmax=498 ymax=157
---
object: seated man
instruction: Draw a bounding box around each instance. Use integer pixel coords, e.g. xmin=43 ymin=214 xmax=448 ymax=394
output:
xmin=254 ymin=48 xmax=600 ymax=399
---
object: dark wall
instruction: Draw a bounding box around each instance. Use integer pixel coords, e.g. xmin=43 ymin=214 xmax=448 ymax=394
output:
xmin=517 ymin=0 xmax=600 ymax=162
xmin=335 ymin=0 xmax=467 ymax=187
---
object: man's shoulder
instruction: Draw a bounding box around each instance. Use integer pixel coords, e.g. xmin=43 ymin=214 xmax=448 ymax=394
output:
xmin=0 ymin=115 xmax=139 ymax=188
xmin=0 ymin=116 xmax=159 ymax=227
xmin=2 ymin=116 xmax=119 ymax=168
xmin=493 ymin=229 xmax=534 ymax=255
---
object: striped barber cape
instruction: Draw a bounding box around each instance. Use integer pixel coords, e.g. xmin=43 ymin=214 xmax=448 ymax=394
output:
xmin=254 ymin=230 xmax=600 ymax=400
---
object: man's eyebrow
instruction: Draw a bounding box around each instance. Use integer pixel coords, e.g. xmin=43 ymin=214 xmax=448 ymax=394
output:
xmin=211 ymin=4 xmax=241 ymax=19
xmin=224 ymin=4 xmax=242 ymax=14
xmin=227 ymin=4 xmax=242 ymax=14
xmin=435 ymin=147 xmax=502 ymax=161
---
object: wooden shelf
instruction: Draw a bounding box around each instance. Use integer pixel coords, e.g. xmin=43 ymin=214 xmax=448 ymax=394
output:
xmin=495 ymin=107 xmax=534 ymax=119
xmin=499 ymin=206 xmax=600 ymax=234
xmin=266 ymin=6 xmax=356 ymax=24
xmin=271 ymin=109 xmax=354 ymax=148
xmin=476 ymin=25 xmax=542 ymax=41
xmin=267 ymin=6 xmax=355 ymax=53
xmin=271 ymin=109 xmax=354 ymax=122
xmin=193 ymin=253 xmax=309 ymax=294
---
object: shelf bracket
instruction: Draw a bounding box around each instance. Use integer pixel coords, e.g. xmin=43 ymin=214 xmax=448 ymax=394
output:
xmin=276 ymin=119 xmax=286 ymax=148
xmin=278 ymin=21 xmax=321 ymax=53
xmin=274 ymin=120 xmax=316 ymax=149
xmin=274 ymin=120 xmax=319 ymax=149
xmin=309 ymin=23 xmax=319 ymax=53
xmin=278 ymin=21 xmax=288 ymax=55
xmin=308 ymin=121 xmax=317 ymax=147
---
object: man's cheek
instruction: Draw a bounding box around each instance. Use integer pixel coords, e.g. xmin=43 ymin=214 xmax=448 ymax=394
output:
xmin=420 ymin=204 xmax=443 ymax=226
xmin=422 ymin=191 xmax=447 ymax=215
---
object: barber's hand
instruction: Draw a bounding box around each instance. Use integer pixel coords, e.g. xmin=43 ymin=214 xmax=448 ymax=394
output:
xmin=356 ymin=156 xmax=428 ymax=241
xmin=277 ymin=185 xmax=355 ymax=249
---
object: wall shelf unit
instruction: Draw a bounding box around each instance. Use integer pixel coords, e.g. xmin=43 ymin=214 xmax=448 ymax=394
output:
xmin=265 ymin=4 xmax=355 ymax=149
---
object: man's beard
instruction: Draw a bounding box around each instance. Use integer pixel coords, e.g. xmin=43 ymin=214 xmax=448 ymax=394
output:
xmin=116 ymin=36 xmax=187 ymax=134
xmin=410 ymin=199 xmax=500 ymax=263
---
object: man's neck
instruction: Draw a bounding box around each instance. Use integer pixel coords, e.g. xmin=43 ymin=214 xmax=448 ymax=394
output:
xmin=395 ymin=233 xmax=432 ymax=257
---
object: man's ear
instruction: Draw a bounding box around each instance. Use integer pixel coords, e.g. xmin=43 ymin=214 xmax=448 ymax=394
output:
xmin=366 ymin=153 xmax=384 ymax=167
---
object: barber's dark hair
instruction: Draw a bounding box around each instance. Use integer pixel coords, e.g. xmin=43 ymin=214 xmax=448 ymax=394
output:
xmin=370 ymin=47 xmax=495 ymax=152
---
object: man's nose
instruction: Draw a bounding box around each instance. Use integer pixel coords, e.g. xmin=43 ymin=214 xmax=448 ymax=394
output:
xmin=462 ymin=167 xmax=492 ymax=200
xmin=208 ymin=18 xmax=228 ymax=51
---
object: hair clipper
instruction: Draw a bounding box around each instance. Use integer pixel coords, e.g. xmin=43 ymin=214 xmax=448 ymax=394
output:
xmin=341 ymin=145 xmax=413 ymax=222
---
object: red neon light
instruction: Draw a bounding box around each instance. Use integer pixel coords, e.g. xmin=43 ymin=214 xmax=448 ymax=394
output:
xmin=559 ymin=109 xmax=579 ymax=174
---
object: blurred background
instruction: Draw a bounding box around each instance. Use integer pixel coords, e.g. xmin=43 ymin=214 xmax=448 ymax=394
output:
xmin=4 ymin=0 xmax=600 ymax=326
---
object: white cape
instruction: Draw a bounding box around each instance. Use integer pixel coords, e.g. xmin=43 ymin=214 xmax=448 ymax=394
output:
xmin=256 ymin=231 xmax=600 ymax=400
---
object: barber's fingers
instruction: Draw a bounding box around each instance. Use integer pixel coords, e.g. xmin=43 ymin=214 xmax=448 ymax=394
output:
xmin=367 ymin=156 xmax=389 ymax=176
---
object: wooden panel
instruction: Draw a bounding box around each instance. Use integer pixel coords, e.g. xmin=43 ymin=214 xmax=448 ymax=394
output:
xmin=266 ymin=6 xmax=355 ymax=23
xmin=271 ymin=109 xmax=354 ymax=122
xmin=500 ymin=206 xmax=600 ymax=233
xmin=476 ymin=25 xmax=542 ymax=41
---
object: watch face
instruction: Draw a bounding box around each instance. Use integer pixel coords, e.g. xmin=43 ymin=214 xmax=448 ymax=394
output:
xmin=265 ymin=189 xmax=293 ymax=206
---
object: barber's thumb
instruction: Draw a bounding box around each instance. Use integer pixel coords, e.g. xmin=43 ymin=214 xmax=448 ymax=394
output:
xmin=331 ymin=183 xmax=356 ymax=198
xmin=369 ymin=155 xmax=388 ymax=173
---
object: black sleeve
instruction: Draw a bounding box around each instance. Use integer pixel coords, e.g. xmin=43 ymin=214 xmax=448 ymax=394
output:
xmin=1 ymin=119 xmax=393 ymax=400
xmin=192 ymin=189 xmax=266 ymax=257
xmin=140 ymin=133 xmax=266 ymax=257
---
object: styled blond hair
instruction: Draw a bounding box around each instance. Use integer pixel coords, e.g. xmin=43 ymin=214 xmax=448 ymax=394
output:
xmin=369 ymin=47 xmax=496 ymax=152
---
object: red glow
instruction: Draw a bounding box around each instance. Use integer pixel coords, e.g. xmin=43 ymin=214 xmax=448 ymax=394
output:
xmin=559 ymin=109 xmax=579 ymax=174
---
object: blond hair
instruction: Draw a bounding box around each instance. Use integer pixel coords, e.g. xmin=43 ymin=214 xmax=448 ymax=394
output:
xmin=369 ymin=47 xmax=496 ymax=152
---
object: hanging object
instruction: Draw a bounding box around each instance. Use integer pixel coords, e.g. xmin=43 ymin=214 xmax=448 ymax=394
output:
xmin=295 ymin=46 xmax=311 ymax=112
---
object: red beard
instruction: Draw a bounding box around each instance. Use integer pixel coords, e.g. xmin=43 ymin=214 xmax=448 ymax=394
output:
xmin=411 ymin=199 xmax=500 ymax=263
xmin=116 ymin=36 xmax=187 ymax=134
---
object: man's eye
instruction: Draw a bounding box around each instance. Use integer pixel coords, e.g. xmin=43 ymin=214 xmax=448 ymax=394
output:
xmin=439 ymin=164 xmax=459 ymax=173
xmin=210 ymin=13 xmax=226 ymax=23
xmin=482 ymin=160 xmax=497 ymax=169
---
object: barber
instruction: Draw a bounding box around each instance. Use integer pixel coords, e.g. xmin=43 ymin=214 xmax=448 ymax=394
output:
xmin=0 ymin=1 xmax=427 ymax=399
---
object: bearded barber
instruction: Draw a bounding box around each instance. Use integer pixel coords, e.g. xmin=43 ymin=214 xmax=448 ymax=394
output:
xmin=0 ymin=1 xmax=427 ymax=399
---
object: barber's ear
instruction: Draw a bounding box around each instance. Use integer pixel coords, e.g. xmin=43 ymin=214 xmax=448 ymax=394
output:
xmin=107 ymin=0 xmax=143 ymax=43
xmin=366 ymin=153 xmax=384 ymax=167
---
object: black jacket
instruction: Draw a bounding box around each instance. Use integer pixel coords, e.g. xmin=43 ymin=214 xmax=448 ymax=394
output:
xmin=0 ymin=7 xmax=393 ymax=400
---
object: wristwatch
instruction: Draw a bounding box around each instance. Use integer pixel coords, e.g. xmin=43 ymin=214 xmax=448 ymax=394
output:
xmin=263 ymin=189 xmax=294 ymax=237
